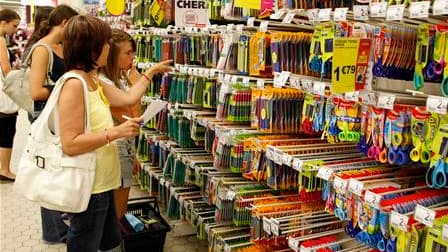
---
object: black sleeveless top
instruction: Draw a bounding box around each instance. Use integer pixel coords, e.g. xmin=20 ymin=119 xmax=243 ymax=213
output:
xmin=30 ymin=51 xmax=66 ymax=121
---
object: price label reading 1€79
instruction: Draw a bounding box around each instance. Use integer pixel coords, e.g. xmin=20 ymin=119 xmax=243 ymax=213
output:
xmin=331 ymin=38 xmax=361 ymax=94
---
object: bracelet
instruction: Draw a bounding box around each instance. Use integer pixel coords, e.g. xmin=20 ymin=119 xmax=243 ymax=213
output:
xmin=142 ymin=73 xmax=151 ymax=81
xmin=104 ymin=128 xmax=111 ymax=146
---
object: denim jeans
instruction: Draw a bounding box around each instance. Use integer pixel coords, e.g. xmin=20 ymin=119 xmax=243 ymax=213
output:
xmin=41 ymin=207 xmax=68 ymax=243
xmin=66 ymin=190 xmax=122 ymax=252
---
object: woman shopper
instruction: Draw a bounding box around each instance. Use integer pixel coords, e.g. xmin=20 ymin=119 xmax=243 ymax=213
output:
xmin=60 ymin=15 xmax=171 ymax=251
xmin=26 ymin=5 xmax=78 ymax=245
xmin=0 ymin=9 xmax=20 ymax=181
xmin=28 ymin=4 xmax=77 ymax=121
xmin=98 ymin=28 xmax=142 ymax=219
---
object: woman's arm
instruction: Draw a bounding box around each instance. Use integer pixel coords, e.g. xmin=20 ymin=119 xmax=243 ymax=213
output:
xmin=101 ymin=60 xmax=172 ymax=107
xmin=58 ymin=78 xmax=141 ymax=156
xmin=0 ymin=37 xmax=11 ymax=76
xmin=28 ymin=46 xmax=51 ymax=100
xmin=124 ymin=67 xmax=141 ymax=85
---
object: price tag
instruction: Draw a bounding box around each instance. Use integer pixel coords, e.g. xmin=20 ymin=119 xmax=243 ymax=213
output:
xmin=364 ymin=191 xmax=382 ymax=209
xmin=370 ymin=2 xmax=387 ymax=18
xmin=360 ymin=91 xmax=377 ymax=105
xmin=390 ymin=211 xmax=409 ymax=232
xmin=345 ymin=91 xmax=360 ymax=102
xmin=257 ymin=79 xmax=265 ymax=89
xmin=282 ymin=153 xmax=293 ymax=166
xmin=227 ymin=24 xmax=234 ymax=32
xmin=318 ymin=8 xmax=332 ymax=21
xmin=247 ymin=17 xmax=255 ymax=27
xmin=348 ymin=178 xmax=364 ymax=196
xmin=443 ymin=224 xmax=448 ymax=241
xmin=307 ymin=9 xmax=319 ymax=22
xmin=334 ymin=8 xmax=348 ymax=21
xmin=313 ymin=81 xmax=326 ymax=96
xmin=224 ymin=74 xmax=232 ymax=84
xmin=270 ymin=9 xmax=286 ymax=20
xmin=266 ymin=147 xmax=274 ymax=160
xmin=260 ymin=21 xmax=269 ymax=32
xmin=271 ymin=220 xmax=280 ymax=236
xmin=414 ymin=204 xmax=435 ymax=227
xmin=426 ymin=96 xmax=448 ymax=114
xmin=263 ymin=217 xmax=271 ymax=235
xmin=282 ymin=12 xmax=296 ymax=24
xmin=292 ymin=158 xmax=304 ymax=172
xmin=433 ymin=0 xmax=448 ymax=16
xmin=353 ymin=5 xmax=369 ymax=21
xmin=274 ymin=71 xmax=291 ymax=88
xmin=274 ymin=149 xmax=283 ymax=165
xmin=236 ymin=24 xmax=244 ymax=32
xmin=300 ymin=246 xmax=311 ymax=252
xmin=317 ymin=167 xmax=334 ymax=181
xmin=289 ymin=76 xmax=300 ymax=88
xmin=301 ymin=79 xmax=313 ymax=91
xmin=242 ymin=77 xmax=250 ymax=86
xmin=288 ymin=237 xmax=299 ymax=251
xmin=232 ymin=75 xmax=239 ymax=84
xmin=377 ymin=94 xmax=395 ymax=110
xmin=333 ymin=176 xmax=348 ymax=194
xmin=409 ymin=1 xmax=430 ymax=18
xmin=227 ymin=190 xmax=236 ymax=200
xmin=386 ymin=5 xmax=405 ymax=21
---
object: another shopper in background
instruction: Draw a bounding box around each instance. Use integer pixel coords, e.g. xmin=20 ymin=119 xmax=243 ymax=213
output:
xmin=98 ymin=28 xmax=141 ymax=219
xmin=26 ymin=5 xmax=78 ymax=245
xmin=59 ymin=15 xmax=171 ymax=251
xmin=28 ymin=4 xmax=77 ymax=121
xmin=23 ymin=6 xmax=54 ymax=58
xmin=0 ymin=9 xmax=20 ymax=181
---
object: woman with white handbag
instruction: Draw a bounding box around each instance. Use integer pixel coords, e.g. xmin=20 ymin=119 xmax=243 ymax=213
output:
xmin=58 ymin=15 xmax=171 ymax=251
xmin=26 ymin=5 xmax=78 ymax=245
xmin=0 ymin=9 xmax=20 ymax=181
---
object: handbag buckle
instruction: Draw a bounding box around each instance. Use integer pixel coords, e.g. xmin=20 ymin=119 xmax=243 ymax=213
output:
xmin=36 ymin=156 xmax=45 ymax=169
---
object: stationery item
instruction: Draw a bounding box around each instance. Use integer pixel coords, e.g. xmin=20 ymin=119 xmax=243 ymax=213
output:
xmin=125 ymin=213 xmax=145 ymax=232
xmin=142 ymin=100 xmax=168 ymax=125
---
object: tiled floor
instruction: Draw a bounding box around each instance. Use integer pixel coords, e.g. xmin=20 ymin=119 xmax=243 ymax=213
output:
xmin=0 ymin=111 xmax=208 ymax=252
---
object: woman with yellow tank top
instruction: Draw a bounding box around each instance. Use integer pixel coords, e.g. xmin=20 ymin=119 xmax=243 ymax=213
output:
xmin=57 ymin=15 xmax=171 ymax=252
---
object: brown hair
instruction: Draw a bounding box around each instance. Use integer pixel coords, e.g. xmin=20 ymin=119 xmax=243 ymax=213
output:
xmin=0 ymin=9 xmax=20 ymax=23
xmin=63 ymin=15 xmax=111 ymax=72
xmin=101 ymin=29 xmax=136 ymax=87
xmin=24 ymin=6 xmax=54 ymax=51
xmin=35 ymin=5 xmax=77 ymax=41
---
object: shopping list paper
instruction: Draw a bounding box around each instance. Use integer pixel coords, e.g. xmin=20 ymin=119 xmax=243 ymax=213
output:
xmin=142 ymin=100 xmax=167 ymax=124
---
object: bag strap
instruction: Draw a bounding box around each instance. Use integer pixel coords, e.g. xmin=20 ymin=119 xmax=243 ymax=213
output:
xmin=24 ymin=42 xmax=54 ymax=78
xmin=37 ymin=72 xmax=91 ymax=132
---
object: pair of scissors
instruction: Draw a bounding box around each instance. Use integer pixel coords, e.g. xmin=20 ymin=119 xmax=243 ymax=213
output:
xmin=427 ymin=158 xmax=448 ymax=189
xmin=410 ymin=121 xmax=431 ymax=164
xmin=414 ymin=24 xmax=430 ymax=90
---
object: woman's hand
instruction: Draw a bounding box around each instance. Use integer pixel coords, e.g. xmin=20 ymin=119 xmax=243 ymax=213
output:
xmin=111 ymin=117 xmax=142 ymax=139
xmin=144 ymin=60 xmax=172 ymax=77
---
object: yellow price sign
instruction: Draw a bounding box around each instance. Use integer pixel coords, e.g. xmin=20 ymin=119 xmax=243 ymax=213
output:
xmin=332 ymin=38 xmax=371 ymax=94
xmin=151 ymin=0 xmax=165 ymax=26
xmin=106 ymin=0 xmax=125 ymax=16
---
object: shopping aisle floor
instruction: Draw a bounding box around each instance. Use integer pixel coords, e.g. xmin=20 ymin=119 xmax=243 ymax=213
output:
xmin=0 ymin=111 xmax=208 ymax=252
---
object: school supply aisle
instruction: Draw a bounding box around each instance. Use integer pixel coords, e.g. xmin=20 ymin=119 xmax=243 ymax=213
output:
xmin=127 ymin=2 xmax=448 ymax=252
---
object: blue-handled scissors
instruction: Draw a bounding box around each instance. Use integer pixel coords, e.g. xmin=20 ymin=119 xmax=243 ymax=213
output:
xmin=429 ymin=158 xmax=448 ymax=189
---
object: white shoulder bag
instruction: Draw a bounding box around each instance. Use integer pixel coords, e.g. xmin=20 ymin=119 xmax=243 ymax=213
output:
xmin=14 ymin=72 xmax=96 ymax=213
